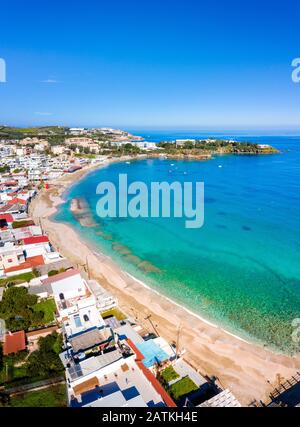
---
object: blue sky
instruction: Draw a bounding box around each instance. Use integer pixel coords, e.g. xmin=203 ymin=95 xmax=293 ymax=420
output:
xmin=0 ymin=0 xmax=300 ymax=130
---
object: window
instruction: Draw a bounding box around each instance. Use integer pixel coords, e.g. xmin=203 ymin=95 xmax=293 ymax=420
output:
xmin=74 ymin=314 xmax=82 ymax=328
xmin=83 ymin=314 xmax=89 ymax=322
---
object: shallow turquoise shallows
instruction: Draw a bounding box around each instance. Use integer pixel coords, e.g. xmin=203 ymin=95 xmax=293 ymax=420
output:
xmin=55 ymin=134 xmax=300 ymax=354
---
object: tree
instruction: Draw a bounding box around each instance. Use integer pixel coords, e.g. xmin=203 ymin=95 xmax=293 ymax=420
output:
xmin=0 ymin=165 xmax=10 ymax=173
xmin=0 ymin=286 xmax=41 ymax=331
xmin=26 ymin=333 xmax=63 ymax=378
xmin=48 ymin=270 xmax=59 ymax=277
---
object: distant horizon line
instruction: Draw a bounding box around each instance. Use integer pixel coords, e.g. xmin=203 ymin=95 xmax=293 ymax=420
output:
xmin=2 ymin=123 xmax=300 ymax=137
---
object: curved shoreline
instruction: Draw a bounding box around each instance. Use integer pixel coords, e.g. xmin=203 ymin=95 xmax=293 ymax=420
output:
xmin=123 ymin=271 xmax=250 ymax=345
xmin=29 ymin=157 xmax=300 ymax=406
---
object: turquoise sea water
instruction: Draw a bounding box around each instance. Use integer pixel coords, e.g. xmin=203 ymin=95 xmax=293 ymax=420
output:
xmin=55 ymin=133 xmax=300 ymax=354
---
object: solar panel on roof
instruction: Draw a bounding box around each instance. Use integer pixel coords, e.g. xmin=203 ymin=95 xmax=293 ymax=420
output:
xmin=69 ymin=364 xmax=83 ymax=380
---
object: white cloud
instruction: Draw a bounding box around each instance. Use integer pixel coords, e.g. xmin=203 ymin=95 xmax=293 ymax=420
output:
xmin=34 ymin=112 xmax=53 ymax=116
xmin=40 ymin=79 xmax=60 ymax=83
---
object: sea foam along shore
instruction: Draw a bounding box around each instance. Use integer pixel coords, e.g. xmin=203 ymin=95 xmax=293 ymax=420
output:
xmin=29 ymin=156 xmax=300 ymax=406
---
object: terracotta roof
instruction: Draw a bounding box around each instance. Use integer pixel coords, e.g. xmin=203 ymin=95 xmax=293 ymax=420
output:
xmin=4 ymin=262 xmax=32 ymax=274
xmin=7 ymin=198 xmax=27 ymax=205
xmin=23 ymin=236 xmax=49 ymax=245
xmin=3 ymin=331 xmax=26 ymax=355
xmin=26 ymin=255 xmax=45 ymax=267
xmin=42 ymin=268 xmax=81 ymax=286
xmin=3 ymin=181 xmax=18 ymax=186
xmin=5 ymin=255 xmax=45 ymax=273
xmin=0 ymin=214 xmax=14 ymax=223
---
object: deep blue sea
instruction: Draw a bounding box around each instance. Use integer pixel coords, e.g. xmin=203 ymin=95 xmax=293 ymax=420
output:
xmin=55 ymin=132 xmax=300 ymax=354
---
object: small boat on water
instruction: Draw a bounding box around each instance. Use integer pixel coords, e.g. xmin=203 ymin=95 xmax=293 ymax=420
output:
xmin=126 ymin=161 xmax=131 ymax=164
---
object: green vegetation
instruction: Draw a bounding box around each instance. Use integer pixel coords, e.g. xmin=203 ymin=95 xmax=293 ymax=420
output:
xmin=0 ymin=165 xmax=10 ymax=173
xmin=158 ymin=139 xmax=278 ymax=156
xmin=90 ymin=133 xmax=115 ymax=142
xmin=0 ymin=332 xmax=64 ymax=388
xmin=12 ymin=220 xmax=35 ymax=229
xmin=33 ymin=298 xmax=56 ymax=324
xmin=3 ymin=349 xmax=28 ymax=365
xmin=160 ymin=366 xmax=180 ymax=383
xmin=0 ymin=350 xmax=29 ymax=384
xmin=0 ymin=125 xmax=67 ymax=141
xmin=0 ymin=286 xmax=51 ymax=330
xmin=47 ymin=268 xmax=66 ymax=279
xmin=9 ymin=384 xmax=67 ymax=407
xmin=48 ymin=268 xmax=66 ymax=277
xmin=26 ymin=332 xmax=63 ymax=378
xmin=48 ymin=270 xmax=59 ymax=276
xmin=118 ymin=143 xmax=142 ymax=154
xmin=168 ymin=377 xmax=198 ymax=400
xmin=0 ymin=271 xmax=37 ymax=287
xmin=75 ymin=141 xmax=145 ymax=157
xmin=101 ymin=307 xmax=127 ymax=321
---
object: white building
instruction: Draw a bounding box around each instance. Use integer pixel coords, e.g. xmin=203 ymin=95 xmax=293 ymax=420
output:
xmin=51 ymin=145 xmax=66 ymax=155
xmin=60 ymin=332 xmax=168 ymax=408
xmin=87 ymin=279 xmax=117 ymax=312
xmin=69 ymin=128 xmax=87 ymax=135
xmin=131 ymin=141 xmax=158 ymax=150
xmin=41 ymin=269 xmax=104 ymax=332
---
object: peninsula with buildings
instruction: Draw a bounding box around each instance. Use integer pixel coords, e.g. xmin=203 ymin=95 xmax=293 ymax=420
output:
xmin=0 ymin=125 xmax=298 ymax=409
xmin=0 ymin=125 xmax=278 ymax=172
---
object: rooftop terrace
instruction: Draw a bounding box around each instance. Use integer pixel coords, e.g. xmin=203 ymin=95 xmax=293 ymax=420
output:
xmin=70 ymin=358 xmax=166 ymax=408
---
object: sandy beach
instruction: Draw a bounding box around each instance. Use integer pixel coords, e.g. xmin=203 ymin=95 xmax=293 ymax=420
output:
xmin=29 ymin=158 xmax=300 ymax=406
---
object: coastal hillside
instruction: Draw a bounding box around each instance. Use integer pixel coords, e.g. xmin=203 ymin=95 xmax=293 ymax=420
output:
xmin=157 ymin=140 xmax=279 ymax=156
xmin=0 ymin=126 xmax=279 ymax=158
xmin=0 ymin=125 xmax=67 ymax=138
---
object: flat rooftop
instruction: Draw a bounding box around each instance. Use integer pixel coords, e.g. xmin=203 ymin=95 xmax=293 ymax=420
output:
xmin=70 ymin=358 xmax=165 ymax=408
xmin=115 ymin=322 xmax=144 ymax=345
xmin=65 ymin=304 xmax=105 ymax=337
xmin=69 ymin=326 xmax=112 ymax=353
xmin=67 ymin=348 xmax=123 ymax=381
